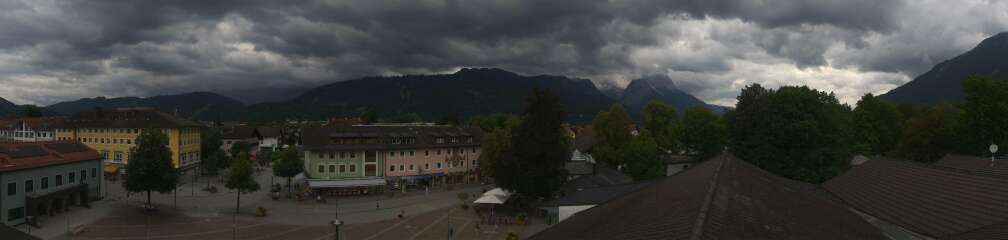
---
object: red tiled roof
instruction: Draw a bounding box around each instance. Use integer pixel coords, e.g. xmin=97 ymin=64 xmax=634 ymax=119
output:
xmin=0 ymin=141 xmax=101 ymax=172
xmin=530 ymin=154 xmax=887 ymax=240
xmin=824 ymin=157 xmax=1008 ymax=238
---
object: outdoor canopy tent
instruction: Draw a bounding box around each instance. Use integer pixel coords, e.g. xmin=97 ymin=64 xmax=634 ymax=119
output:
xmin=473 ymin=194 xmax=506 ymax=204
xmin=484 ymin=188 xmax=511 ymax=198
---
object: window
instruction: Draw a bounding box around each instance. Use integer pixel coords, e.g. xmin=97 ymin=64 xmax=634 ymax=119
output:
xmin=56 ymin=174 xmax=63 ymax=186
xmin=41 ymin=177 xmax=48 ymax=190
xmin=339 ymin=165 xmax=346 ymax=173
xmin=92 ymin=168 xmax=98 ymax=179
xmin=409 ymin=151 xmax=414 ymax=156
xmin=350 ymin=153 xmax=355 ymax=158
xmin=329 ymin=165 xmax=336 ymax=172
xmin=8 ymin=207 xmax=24 ymax=221
xmin=340 ymin=152 xmax=345 ymax=158
xmin=329 ymin=152 xmax=335 ymax=159
xmin=318 ymin=165 xmax=325 ymax=173
xmin=81 ymin=170 xmax=87 ymax=181
xmin=409 ymin=164 xmax=414 ymax=171
xmin=69 ymin=172 xmax=75 ymax=183
xmin=6 ymin=182 xmax=15 ymax=195
xmin=437 ymin=163 xmax=442 ymax=169
xmin=390 ymin=166 xmax=395 ymax=172
xmin=317 ymin=152 xmax=323 ymax=158
xmin=389 ymin=152 xmax=395 ymax=157
xmin=349 ymin=165 xmax=356 ymax=172
xmin=400 ymin=151 xmax=405 ymax=156
xmin=425 ymin=150 xmax=429 ymax=156
xmin=399 ymin=165 xmax=404 ymax=171
xmin=473 ymin=160 xmax=477 ymax=166
xmin=115 ymin=152 xmax=123 ymax=163
xmin=25 ymin=180 xmax=33 ymax=193
xmin=472 ymin=148 xmax=477 ymax=153
xmin=436 ymin=150 xmax=441 ymax=155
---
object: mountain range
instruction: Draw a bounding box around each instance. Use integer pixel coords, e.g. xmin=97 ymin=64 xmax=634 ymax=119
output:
xmin=241 ymin=68 xmax=615 ymax=122
xmin=618 ymin=75 xmax=717 ymax=117
xmin=46 ymin=92 xmax=245 ymax=121
xmin=0 ymin=97 xmax=18 ymax=117
xmin=881 ymin=32 xmax=1008 ymax=103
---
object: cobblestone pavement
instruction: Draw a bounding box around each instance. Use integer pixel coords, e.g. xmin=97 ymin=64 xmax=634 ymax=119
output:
xmin=58 ymin=203 xmax=536 ymax=240
xmin=18 ymin=169 xmax=544 ymax=239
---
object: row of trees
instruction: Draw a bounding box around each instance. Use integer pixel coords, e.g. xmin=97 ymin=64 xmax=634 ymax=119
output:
xmin=591 ymin=103 xmax=728 ymax=180
xmin=726 ymin=76 xmax=1007 ymax=183
xmin=124 ymin=126 xmax=303 ymax=212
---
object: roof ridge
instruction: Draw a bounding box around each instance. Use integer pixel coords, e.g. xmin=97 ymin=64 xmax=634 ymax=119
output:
xmin=688 ymin=153 xmax=728 ymax=240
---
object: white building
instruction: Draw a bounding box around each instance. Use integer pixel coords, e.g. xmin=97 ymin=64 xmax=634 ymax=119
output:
xmin=0 ymin=118 xmax=61 ymax=142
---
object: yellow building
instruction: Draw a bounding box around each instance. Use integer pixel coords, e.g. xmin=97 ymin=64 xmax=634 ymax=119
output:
xmin=53 ymin=108 xmax=203 ymax=172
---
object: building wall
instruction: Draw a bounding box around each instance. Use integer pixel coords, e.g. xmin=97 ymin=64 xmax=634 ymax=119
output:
xmin=304 ymin=150 xmax=384 ymax=179
xmin=259 ymin=137 xmax=279 ymax=151
xmin=0 ymin=159 xmax=104 ymax=226
xmin=384 ymin=146 xmax=481 ymax=177
xmin=55 ymin=127 xmax=201 ymax=169
xmin=0 ymin=122 xmax=55 ymax=143
xmin=558 ymin=205 xmax=596 ymax=222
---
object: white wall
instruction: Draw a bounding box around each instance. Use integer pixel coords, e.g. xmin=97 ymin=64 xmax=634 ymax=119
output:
xmin=558 ymin=205 xmax=596 ymax=222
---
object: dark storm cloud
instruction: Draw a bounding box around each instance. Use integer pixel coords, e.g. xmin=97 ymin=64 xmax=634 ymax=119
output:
xmin=0 ymin=0 xmax=1004 ymax=105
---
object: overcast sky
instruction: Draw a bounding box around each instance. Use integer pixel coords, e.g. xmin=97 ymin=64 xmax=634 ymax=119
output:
xmin=0 ymin=0 xmax=1006 ymax=106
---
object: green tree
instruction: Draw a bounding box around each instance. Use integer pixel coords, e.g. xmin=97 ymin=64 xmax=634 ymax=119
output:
xmin=679 ymin=106 xmax=728 ymax=162
xmin=642 ymin=101 xmax=679 ymax=153
xmin=21 ymin=105 xmax=43 ymax=117
xmin=727 ymin=84 xmax=854 ymax=183
xmin=124 ymin=128 xmax=180 ymax=209
xmin=895 ymin=105 xmax=964 ymax=163
xmin=478 ymin=127 xmax=513 ymax=181
xmin=960 ymin=76 xmax=1008 ymax=155
xmin=852 ymin=94 xmax=904 ymax=156
xmin=621 ymin=130 xmax=663 ymax=180
xmin=494 ymin=89 xmax=569 ymax=199
xmin=271 ymin=148 xmax=302 ymax=196
xmin=226 ymin=152 xmax=261 ymax=215
xmin=468 ymin=113 xmax=520 ymax=132
xmin=592 ymin=104 xmax=634 ymax=167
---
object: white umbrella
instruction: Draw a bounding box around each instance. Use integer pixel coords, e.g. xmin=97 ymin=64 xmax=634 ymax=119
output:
xmin=473 ymin=194 xmax=505 ymax=204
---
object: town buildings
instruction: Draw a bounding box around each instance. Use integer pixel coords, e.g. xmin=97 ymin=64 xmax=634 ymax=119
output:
xmin=0 ymin=141 xmax=103 ymax=228
xmin=0 ymin=118 xmax=63 ymax=143
xmin=300 ymin=124 xmax=481 ymax=196
xmin=52 ymin=108 xmax=203 ymax=173
xmin=221 ymin=126 xmax=260 ymax=156
xmin=257 ymin=127 xmax=282 ymax=153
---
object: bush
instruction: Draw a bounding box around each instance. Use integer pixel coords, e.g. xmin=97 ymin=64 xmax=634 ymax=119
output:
xmin=506 ymin=232 xmax=520 ymax=240
xmin=256 ymin=207 xmax=268 ymax=217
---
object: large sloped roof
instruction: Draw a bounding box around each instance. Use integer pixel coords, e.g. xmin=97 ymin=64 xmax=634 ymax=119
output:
xmin=0 ymin=141 xmax=100 ymax=172
xmin=824 ymin=157 xmax=1008 ymax=238
xmin=530 ymin=154 xmax=887 ymax=240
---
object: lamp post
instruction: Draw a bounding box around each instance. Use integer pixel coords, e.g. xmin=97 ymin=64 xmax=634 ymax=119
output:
xmin=991 ymin=144 xmax=999 ymax=166
xmin=330 ymin=220 xmax=343 ymax=240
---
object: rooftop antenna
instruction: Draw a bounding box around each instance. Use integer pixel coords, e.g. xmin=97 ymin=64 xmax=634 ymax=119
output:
xmin=990 ymin=143 xmax=999 ymax=167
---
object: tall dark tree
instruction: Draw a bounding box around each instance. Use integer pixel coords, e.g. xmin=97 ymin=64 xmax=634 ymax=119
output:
xmin=852 ymin=94 xmax=904 ymax=156
xmin=727 ymin=84 xmax=854 ymax=183
xmin=226 ymin=152 xmax=261 ymax=215
xmin=679 ymin=106 xmax=728 ymax=162
xmin=21 ymin=105 xmax=43 ymax=117
xmin=124 ymin=128 xmax=180 ymax=209
xmin=591 ymin=104 xmax=634 ymax=167
xmin=493 ymin=89 xmax=569 ymax=199
xmin=959 ymin=76 xmax=1008 ymax=155
xmin=642 ymin=101 xmax=680 ymax=153
xmin=895 ymin=105 xmax=963 ymax=163
xmin=271 ymin=148 xmax=302 ymax=196
xmin=621 ymin=130 xmax=663 ymax=180
xmin=201 ymin=130 xmax=225 ymax=175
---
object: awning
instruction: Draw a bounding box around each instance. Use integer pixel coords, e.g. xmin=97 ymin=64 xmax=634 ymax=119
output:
xmin=484 ymin=188 xmax=511 ymax=198
xmin=308 ymin=178 xmax=386 ymax=189
xmin=473 ymin=194 xmax=505 ymax=204
xmin=103 ymin=164 xmax=119 ymax=175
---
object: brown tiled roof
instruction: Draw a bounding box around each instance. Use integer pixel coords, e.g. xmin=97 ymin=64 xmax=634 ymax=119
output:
xmin=0 ymin=141 xmax=101 ymax=172
xmin=301 ymin=125 xmax=482 ymax=151
xmin=17 ymin=117 xmax=66 ymax=131
xmin=824 ymin=157 xmax=1008 ymax=238
xmin=530 ymin=154 xmax=887 ymax=240
xmin=945 ymin=220 xmax=1008 ymax=240
xmin=56 ymin=107 xmax=202 ymax=129
xmin=935 ymin=154 xmax=1008 ymax=179
xmin=257 ymin=127 xmax=281 ymax=138
xmin=222 ymin=126 xmax=260 ymax=139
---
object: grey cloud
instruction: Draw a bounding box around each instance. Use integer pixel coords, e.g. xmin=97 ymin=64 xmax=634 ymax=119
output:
xmin=0 ymin=0 xmax=1002 ymax=106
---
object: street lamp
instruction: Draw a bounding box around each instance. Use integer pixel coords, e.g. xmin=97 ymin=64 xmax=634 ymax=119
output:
xmin=330 ymin=220 xmax=343 ymax=240
xmin=991 ymin=144 xmax=999 ymax=166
